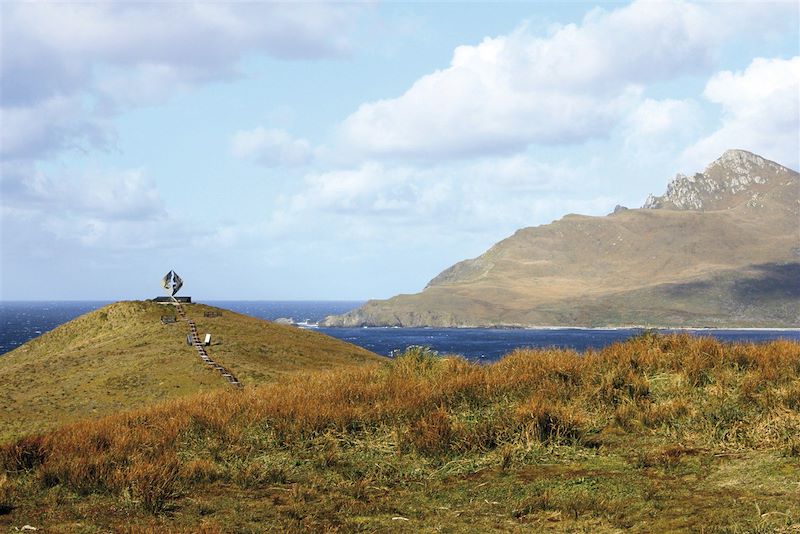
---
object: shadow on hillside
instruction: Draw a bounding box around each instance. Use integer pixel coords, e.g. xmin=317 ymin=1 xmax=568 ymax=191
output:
xmin=732 ymin=262 xmax=800 ymax=299
xmin=662 ymin=278 xmax=713 ymax=297
xmin=661 ymin=262 xmax=800 ymax=300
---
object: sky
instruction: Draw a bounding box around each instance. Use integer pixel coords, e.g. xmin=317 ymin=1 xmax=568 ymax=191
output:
xmin=1 ymin=1 xmax=798 ymax=301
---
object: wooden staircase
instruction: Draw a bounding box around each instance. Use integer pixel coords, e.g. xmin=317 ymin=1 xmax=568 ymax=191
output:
xmin=174 ymin=302 xmax=241 ymax=388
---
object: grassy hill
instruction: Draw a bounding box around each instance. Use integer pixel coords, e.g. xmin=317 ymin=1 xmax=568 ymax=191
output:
xmin=323 ymin=150 xmax=800 ymax=328
xmin=1 ymin=335 xmax=798 ymax=532
xmin=0 ymin=300 xmax=383 ymax=441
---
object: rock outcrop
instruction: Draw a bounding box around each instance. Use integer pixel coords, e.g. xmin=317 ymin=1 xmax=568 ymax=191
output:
xmin=642 ymin=149 xmax=789 ymax=211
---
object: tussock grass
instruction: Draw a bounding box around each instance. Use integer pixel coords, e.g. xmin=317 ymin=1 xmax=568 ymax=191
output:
xmin=2 ymin=334 xmax=799 ymax=532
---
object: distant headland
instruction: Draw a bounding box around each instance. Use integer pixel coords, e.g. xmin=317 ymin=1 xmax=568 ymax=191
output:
xmin=323 ymin=150 xmax=800 ymax=329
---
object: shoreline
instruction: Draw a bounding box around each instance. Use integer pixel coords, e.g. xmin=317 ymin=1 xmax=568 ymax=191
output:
xmin=317 ymin=324 xmax=800 ymax=332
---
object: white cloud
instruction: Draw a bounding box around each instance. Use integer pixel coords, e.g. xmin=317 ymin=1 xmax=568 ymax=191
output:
xmin=0 ymin=95 xmax=111 ymax=160
xmin=683 ymin=56 xmax=800 ymax=170
xmin=278 ymin=156 xmax=600 ymax=239
xmin=194 ymin=153 xmax=593 ymax=253
xmin=1 ymin=162 xmax=165 ymax=222
xmin=339 ymin=0 xmax=792 ymax=160
xmin=289 ymin=163 xmax=419 ymax=215
xmin=2 ymin=2 xmax=358 ymax=105
xmin=0 ymin=162 xmax=192 ymax=260
xmin=625 ymin=99 xmax=699 ymax=140
xmin=230 ymin=128 xmax=314 ymax=167
xmin=0 ymin=2 xmax=364 ymax=160
xmin=94 ymin=64 xmax=195 ymax=109
xmin=623 ymin=98 xmax=702 ymax=156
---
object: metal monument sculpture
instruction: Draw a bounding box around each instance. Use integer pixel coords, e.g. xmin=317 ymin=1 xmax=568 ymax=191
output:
xmin=161 ymin=270 xmax=183 ymax=300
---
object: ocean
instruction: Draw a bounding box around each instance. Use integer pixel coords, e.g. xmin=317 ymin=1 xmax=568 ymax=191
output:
xmin=2 ymin=300 xmax=799 ymax=361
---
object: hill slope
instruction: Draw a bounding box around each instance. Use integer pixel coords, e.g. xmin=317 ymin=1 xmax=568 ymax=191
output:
xmin=1 ymin=337 xmax=799 ymax=532
xmin=323 ymin=150 xmax=800 ymax=327
xmin=0 ymin=301 xmax=383 ymax=440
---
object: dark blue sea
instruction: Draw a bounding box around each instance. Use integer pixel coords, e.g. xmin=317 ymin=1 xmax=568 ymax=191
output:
xmin=2 ymin=300 xmax=799 ymax=362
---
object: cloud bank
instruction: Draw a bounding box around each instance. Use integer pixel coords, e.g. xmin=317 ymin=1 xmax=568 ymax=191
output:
xmin=0 ymin=2 xmax=363 ymax=161
xmin=339 ymin=1 xmax=793 ymax=160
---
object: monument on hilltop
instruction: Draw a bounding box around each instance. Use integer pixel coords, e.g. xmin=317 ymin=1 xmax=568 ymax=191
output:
xmin=152 ymin=269 xmax=192 ymax=303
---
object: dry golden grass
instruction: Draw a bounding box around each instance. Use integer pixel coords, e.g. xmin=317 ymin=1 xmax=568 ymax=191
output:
xmin=2 ymin=334 xmax=799 ymax=532
xmin=5 ymin=334 xmax=800 ymax=471
xmin=0 ymin=300 xmax=383 ymax=441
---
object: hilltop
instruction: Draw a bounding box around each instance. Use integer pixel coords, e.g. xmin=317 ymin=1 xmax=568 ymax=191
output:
xmin=324 ymin=150 xmax=800 ymax=328
xmin=0 ymin=300 xmax=383 ymax=441
xmin=1 ymin=336 xmax=799 ymax=532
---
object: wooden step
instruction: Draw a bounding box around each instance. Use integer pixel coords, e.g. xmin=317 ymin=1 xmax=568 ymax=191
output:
xmin=175 ymin=312 xmax=241 ymax=388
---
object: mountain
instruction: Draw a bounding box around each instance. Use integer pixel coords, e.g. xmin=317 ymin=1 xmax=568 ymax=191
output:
xmin=323 ymin=150 xmax=800 ymax=328
xmin=0 ymin=301 xmax=383 ymax=440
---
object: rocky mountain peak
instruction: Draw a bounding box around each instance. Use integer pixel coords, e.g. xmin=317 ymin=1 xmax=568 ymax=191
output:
xmin=642 ymin=149 xmax=794 ymax=211
xmin=704 ymin=149 xmax=783 ymax=175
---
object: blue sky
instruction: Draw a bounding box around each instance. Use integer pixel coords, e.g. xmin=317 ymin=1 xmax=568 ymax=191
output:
xmin=1 ymin=1 xmax=798 ymax=300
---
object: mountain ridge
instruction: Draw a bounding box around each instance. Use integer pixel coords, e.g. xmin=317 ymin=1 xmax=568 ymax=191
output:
xmin=323 ymin=150 xmax=800 ymax=328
